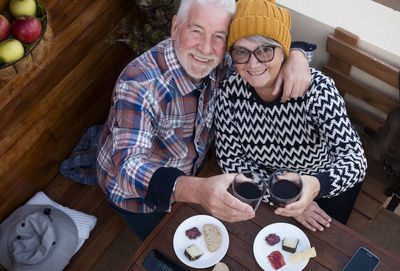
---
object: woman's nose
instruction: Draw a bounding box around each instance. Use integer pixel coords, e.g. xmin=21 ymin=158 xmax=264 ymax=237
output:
xmin=247 ymin=53 xmax=260 ymax=67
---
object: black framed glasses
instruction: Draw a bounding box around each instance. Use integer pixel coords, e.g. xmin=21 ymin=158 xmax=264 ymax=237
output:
xmin=230 ymin=45 xmax=277 ymax=64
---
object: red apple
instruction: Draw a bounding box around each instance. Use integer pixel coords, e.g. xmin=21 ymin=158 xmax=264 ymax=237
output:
xmin=0 ymin=15 xmax=11 ymax=42
xmin=12 ymin=16 xmax=42 ymax=44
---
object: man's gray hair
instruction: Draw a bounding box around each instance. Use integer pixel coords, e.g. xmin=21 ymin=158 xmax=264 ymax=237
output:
xmin=177 ymin=0 xmax=236 ymax=23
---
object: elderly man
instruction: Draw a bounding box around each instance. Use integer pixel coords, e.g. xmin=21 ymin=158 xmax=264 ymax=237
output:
xmin=97 ymin=0 xmax=313 ymax=240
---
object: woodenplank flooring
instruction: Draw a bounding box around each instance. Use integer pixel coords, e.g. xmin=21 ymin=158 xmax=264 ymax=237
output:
xmin=0 ymin=0 xmax=138 ymax=220
xmin=0 ymin=0 xmax=145 ymax=269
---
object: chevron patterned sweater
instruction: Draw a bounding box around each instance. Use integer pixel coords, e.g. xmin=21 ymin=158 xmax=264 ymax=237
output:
xmin=215 ymin=68 xmax=367 ymax=199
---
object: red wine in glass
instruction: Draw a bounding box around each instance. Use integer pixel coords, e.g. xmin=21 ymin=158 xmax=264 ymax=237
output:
xmin=272 ymin=180 xmax=300 ymax=199
xmin=232 ymin=172 xmax=266 ymax=210
xmin=236 ymin=182 xmax=263 ymax=199
xmin=269 ymin=169 xmax=302 ymax=207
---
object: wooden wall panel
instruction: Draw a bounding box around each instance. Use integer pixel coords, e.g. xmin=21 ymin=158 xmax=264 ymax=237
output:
xmin=0 ymin=0 xmax=141 ymax=221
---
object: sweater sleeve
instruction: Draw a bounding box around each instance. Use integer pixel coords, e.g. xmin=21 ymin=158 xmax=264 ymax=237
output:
xmin=307 ymin=73 xmax=367 ymax=198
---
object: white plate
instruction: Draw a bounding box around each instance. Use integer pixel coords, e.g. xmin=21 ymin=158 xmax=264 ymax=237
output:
xmin=173 ymin=215 xmax=229 ymax=269
xmin=253 ymin=223 xmax=311 ymax=271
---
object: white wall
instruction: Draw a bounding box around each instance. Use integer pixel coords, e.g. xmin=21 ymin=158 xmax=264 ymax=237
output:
xmin=277 ymin=0 xmax=400 ymax=101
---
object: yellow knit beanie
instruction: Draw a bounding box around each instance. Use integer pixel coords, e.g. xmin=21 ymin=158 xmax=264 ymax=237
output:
xmin=227 ymin=0 xmax=291 ymax=56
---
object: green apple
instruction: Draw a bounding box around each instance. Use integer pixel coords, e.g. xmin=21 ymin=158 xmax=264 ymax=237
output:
xmin=0 ymin=38 xmax=25 ymax=64
xmin=9 ymin=0 xmax=37 ymax=18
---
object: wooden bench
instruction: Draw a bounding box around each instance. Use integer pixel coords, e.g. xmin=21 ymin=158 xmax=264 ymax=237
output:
xmin=322 ymin=27 xmax=400 ymax=231
xmin=0 ymin=0 xmax=146 ymax=270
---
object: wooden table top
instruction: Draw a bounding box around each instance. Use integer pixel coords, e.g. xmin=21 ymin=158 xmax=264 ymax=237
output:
xmin=123 ymin=158 xmax=400 ymax=271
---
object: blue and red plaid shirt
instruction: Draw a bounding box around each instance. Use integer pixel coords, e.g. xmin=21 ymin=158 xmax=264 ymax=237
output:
xmin=97 ymin=38 xmax=314 ymax=214
xmin=97 ymin=38 xmax=232 ymax=213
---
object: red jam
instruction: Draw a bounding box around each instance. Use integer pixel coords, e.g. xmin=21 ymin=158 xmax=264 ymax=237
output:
xmin=268 ymin=250 xmax=286 ymax=270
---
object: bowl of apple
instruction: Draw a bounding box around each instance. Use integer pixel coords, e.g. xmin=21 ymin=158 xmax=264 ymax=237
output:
xmin=0 ymin=0 xmax=51 ymax=80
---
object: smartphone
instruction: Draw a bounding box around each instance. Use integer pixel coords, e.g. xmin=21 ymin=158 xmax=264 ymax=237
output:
xmin=142 ymin=249 xmax=188 ymax=271
xmin=342 ymin=247 xmax=380 ymax=271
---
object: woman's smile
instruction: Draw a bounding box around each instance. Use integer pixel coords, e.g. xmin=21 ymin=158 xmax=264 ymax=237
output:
xmin=247 ymin=68 xmax=268 ymax=76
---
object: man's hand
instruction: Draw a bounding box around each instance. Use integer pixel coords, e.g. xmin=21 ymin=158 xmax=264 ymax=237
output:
xmin=293 ymin=201 xmax=331 ymax=231
xmin=175 ymin=174 xmax=255 ymax=222
xmin=274 ymin=175 xmax=320 ymax=218
xmin=273 ymin=49 xmax=311 ymax=102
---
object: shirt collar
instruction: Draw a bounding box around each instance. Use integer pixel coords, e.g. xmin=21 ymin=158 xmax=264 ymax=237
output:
xmin=164 ymin=38 xmax=216 ymax=96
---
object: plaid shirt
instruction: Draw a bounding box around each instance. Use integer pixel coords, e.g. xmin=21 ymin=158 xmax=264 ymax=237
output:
xmin=97 ymin=38 xmax=232 ymax=213
xmin=97 ymin=38 xmax=313 ymax=214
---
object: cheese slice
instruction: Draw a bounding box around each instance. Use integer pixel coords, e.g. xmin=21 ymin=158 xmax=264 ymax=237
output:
xmin=290 ymin=247 xmax=317 ymax=264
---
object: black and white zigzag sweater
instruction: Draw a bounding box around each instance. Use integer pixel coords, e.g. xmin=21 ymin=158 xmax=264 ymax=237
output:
xmin=214 ymin=68 xmax=367 ymax=199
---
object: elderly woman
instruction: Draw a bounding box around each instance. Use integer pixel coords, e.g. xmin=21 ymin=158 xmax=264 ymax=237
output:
xmin=214 ymin=0 xmax=367 ymax=231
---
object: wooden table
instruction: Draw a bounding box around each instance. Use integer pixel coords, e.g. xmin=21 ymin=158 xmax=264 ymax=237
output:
xmin=123 ymin=159 xmax=400 ymax=271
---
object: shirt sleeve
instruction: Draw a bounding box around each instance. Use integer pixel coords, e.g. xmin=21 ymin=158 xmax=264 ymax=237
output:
xmin=290 ymin=41 xmax=316 ymax=63
xmin=307 ymin=74 xmax=367 ymax=198
xmin=110 ymin=79 xmax=185 ymax=211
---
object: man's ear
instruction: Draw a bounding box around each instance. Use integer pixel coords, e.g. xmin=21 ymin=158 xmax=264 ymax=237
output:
xmin=171 ymin=15 xmax=178 ymax=40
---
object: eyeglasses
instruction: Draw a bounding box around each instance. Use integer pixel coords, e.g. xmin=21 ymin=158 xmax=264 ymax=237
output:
xmin=230 ymin=45 xmax=277 ymax=64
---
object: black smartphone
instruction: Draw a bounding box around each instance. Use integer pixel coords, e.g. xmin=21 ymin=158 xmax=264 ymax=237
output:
xmin=342 ymin=247 xmax=380 ymax=271
xmin=142 ymin=249 xmax=188 ymax=271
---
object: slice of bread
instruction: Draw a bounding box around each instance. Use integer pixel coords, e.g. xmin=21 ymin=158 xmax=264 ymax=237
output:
xmin=212 ymin=262 xmax=229 ymax=271
xmin=202 ymin=223 xmax=222 ymax=252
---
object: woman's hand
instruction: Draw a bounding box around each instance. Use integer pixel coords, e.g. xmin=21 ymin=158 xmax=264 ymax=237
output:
xmin=294 ymin=201 xmax=331 ymax=231
xmin=274 ymin=175 xmax=320 ymax=217
xmin=273 ymin=49 xmax=311 ymax=102
xmin=274 ymin=175 xmax=331 ymax=231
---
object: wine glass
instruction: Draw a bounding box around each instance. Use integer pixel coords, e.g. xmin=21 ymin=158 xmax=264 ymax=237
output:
xmin=232 ymin=172 xmax=267 ymax=211
xmin=268 ymin=169 xmax=303 ymax=207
